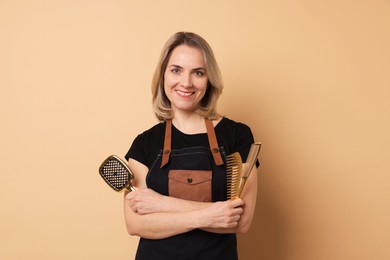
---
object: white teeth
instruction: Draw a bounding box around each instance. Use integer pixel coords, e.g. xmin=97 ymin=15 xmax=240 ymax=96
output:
xmin=176 ymin=90 xmax=193 ymax=97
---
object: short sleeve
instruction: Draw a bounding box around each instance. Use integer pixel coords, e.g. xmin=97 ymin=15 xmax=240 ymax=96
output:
xmin=124 ymin=134 xmax=146 ymax=164
xmin=124 ymin=122 xmax=165 ymax=168
xmin=235 ymin=123 xmax=260 ymax=168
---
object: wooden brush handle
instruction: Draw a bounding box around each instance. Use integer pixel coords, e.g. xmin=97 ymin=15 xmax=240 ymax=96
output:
xmin=243 ymin=142 xmax=261 ymax=177
xmin=237 ymin=142 xmax=261 ymax=197
xmin=237 ymin=177 xmax=248 ymax=198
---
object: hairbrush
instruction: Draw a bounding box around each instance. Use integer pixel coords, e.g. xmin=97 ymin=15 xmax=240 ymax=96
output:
xmin=98 ymin=155 xmax=136 ymax=192
xmin=236 ymin=142 xmax=262 ymax=197
xmin=226 ymin=152 xmax=243 ymax=199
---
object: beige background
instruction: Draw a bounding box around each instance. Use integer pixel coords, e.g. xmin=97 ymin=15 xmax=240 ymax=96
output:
xmin=1 ymin=0 xmax=389 ymax=259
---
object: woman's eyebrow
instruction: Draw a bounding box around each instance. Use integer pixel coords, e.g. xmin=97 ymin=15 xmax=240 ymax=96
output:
xmin=169 ymin=64 xmax=183 ymax=68
xmin=192 ymin=67 xmax=206 ymax=71
xmin=168 ymin=65 xmax=206 ymax=71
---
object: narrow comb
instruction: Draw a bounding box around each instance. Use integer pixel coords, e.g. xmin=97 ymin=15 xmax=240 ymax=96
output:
xmin=98 ymin=155 xmax=136 ymax=192
xmin=226 ymin=152 xmax=243 ymax=199
xmin=236 ymin=142 xmax=262 ymax=197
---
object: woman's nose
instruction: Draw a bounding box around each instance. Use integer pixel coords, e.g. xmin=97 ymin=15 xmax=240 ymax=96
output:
xmin=180 ymin=73 xmax=193 ymax=88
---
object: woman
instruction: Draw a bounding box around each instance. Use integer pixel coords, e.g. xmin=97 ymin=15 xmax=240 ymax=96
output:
xmin=124 ymin=32 xmax=258 ymax=260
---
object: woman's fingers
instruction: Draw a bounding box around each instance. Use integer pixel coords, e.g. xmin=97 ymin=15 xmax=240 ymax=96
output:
xmin=229 ymin=198 xmax=245 ymax=208
xmin=125 ymin=188 xmax=164 ymax=215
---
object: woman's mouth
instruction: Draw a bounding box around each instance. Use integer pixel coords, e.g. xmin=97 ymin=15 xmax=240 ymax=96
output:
xmin=176 ymin=90 xmax=194 ymax=97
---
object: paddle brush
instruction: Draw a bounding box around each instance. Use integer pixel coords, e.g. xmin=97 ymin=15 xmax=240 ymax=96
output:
xmin=98 ymin=155 xmax=136 ymax=192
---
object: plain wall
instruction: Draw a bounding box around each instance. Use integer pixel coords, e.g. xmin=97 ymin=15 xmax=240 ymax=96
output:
xmin=1 ymin=0 xmax=389 ymax=259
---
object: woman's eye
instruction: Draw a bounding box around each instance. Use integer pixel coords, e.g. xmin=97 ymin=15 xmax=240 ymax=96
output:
xmin=171 ymin=68 xmax=180 ymax=74
xmin=194 ymin=71 xmax=205 ymax=76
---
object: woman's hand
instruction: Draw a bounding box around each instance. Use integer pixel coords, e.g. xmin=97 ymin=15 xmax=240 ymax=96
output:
xmin=125 ymin=188 xmax=165 ymax=215
xmin=198 ymin=198 xmax=245 ymax=229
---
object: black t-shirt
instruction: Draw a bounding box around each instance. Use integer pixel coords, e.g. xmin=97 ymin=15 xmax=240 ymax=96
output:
xmin=124 ymin=117 xmax=258 ymax=260
xmin=125 ymin=117 xmax=257 ymax=169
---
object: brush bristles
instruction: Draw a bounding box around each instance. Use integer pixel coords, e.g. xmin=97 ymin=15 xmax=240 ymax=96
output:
xmin=226 ymin=152 xmax=242 ymax=199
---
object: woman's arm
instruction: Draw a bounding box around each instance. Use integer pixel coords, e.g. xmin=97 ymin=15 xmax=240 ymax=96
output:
xmin=127 ymin=163 xmax=257 ymax=234
xmin=124 ymin=159 xmax=245 ymax=239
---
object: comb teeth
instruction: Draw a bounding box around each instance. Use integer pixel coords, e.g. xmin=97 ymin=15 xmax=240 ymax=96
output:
xmin=226 ymin=152 xmax=242 ymax=199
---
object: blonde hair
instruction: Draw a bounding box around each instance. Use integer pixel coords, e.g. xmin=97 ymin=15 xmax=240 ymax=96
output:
xmin=151 ymin=32 xmax=224 ymax=121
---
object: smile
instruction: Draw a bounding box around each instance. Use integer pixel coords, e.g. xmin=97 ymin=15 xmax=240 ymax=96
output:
xmin=176 ymin=90 xmax=194 ymax=97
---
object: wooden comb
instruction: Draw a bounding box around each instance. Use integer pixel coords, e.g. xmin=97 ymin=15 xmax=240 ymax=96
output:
xmin=226 ymin=142 xmax=262 ymax=199
xmin=226 ymin=152 xmax=243 ymax=199
xmin=236 ymin=142 xmax=261 ymax=197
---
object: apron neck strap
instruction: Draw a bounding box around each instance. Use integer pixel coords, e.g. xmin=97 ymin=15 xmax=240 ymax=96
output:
xmin=204 ymin=118 xmax=224 ymax=166
xmin=160 ymin=118 xmax=224 ymax=168
xmin=160 ymin=119 xmax=172 ymax=168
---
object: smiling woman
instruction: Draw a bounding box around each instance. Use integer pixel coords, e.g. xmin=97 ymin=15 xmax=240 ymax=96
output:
xmin=123 ymin=32 xmax=259 ymax=260
xmin=164 ymin=45 xmax=209 ymax=115
xmin=152 ymin=32 xmax=224 ymax=122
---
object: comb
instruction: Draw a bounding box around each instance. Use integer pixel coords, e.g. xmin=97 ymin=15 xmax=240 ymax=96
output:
xmin=98 ymin=155 xmax=136 ymax=192
xmin=236 ymin=142 xmax=262 ymax=197
xmin=226 ymin=152 xmax=243 ymax=199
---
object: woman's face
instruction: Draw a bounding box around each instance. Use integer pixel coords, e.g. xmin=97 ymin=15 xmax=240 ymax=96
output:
xmin=164 ymin=45 xmax=208 ymax=114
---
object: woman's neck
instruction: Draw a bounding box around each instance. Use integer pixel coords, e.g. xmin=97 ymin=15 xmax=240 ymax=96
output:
xmin=170 ymin=111 xmax=222 ymax=135
xmin=171 ymin=112 xmax=206 ymax=134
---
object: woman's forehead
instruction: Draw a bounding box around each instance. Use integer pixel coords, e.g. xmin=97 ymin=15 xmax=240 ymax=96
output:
xmin=167 ymin=45 xmax=205 ymax=68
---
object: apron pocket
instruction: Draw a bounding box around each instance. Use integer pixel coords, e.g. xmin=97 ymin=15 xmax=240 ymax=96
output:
xmin=168 ymin=169 xmax=212 ymax=202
